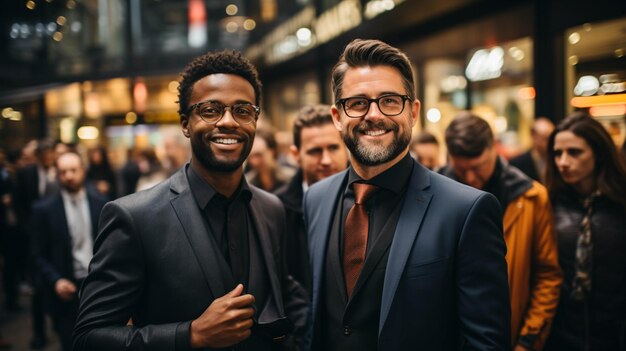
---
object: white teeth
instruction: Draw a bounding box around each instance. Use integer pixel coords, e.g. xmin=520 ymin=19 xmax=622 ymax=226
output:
xmin=365 ymin=130 xmax=386 ymax=136
xmin=214 ymin=138 xmax=238 ymax=145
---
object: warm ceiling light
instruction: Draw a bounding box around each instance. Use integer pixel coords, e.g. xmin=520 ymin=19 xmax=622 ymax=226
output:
xmin=52 ymin=32 xmax=63 ymax=41
xmin=67 ymin=0 xmax=76 ymax=9
xmin=568 ymin=32 xmax=580 ymax=45
xmin=2 ymin=107 xmax=14 ymax=118
xmin=125 ymin=112 xmax=138 ymax=124
xmin=226 ymin=4 xmax=238 ymax=15
xmin=77 ymin=126 xmax=99 ymax=140
xmin=518 ymin=87 xmax=536 ymax=100
xmin=57 ymin=16 xmax=67 ymax=26
xmin=243 ymin=19 xmax=256 ymax=31
xmin=226 ymin=21 xmax=238 ymax=33
xmin=26 ymin=1 xmax=36 ymax=10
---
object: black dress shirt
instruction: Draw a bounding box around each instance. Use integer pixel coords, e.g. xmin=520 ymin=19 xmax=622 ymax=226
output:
xmin=187 ymin=165 xmax=252 ymax=286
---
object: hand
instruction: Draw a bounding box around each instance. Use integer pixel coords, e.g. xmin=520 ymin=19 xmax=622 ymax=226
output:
xmin=54 ymin=278 xmax=77 ymax=301
xmin=190 ymin=284 xmax=256 ymax=348
xmin=514 ymin=345 xmax=531 ymax=351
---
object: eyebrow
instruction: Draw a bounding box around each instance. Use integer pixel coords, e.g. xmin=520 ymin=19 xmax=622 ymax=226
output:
xmin=193 ymin=99 xmax=255 ymax=105
xmin=344 ymin=91 xmax=404 ymax=98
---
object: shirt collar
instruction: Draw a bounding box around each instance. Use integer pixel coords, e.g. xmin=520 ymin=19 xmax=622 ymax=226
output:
xmin=186 ymin=164 xmax=252 ymax=209
xmin=347 ymin=152 xmax=413 ymax=194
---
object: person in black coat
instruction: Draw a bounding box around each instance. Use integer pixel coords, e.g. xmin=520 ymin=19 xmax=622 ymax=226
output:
xmin=275 ymin=104 xmax=349 ymax=295
xmin=545 ymin=113 xmax=626 ymax=350
xmin=31 ymin=152 xmax=107 ymax=351
xmin=510 ymin=117 xmax=554 ymax=183
xmin=73 ymin=49 xmax=308 ymax=351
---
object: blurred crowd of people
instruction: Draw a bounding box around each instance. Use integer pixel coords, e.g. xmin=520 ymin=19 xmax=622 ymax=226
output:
xmin=1 ymin=102 xmax=626 ymax=351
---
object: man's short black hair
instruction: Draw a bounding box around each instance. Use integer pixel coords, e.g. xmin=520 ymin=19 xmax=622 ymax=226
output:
xmin=445 ymin=112 xmax=494 ymax=158
xmin=177 ymin=50 xmax=262 ymax=119
xmin=292 ymin=104 xmax=334 ymax=150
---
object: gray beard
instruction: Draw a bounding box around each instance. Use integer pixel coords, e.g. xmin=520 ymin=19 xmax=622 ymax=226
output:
xmin=343 ymin=122 xmax=411 ymax=166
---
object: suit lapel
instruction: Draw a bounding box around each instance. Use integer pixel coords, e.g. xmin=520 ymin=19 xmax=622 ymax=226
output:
xmin=309 ymin=172 xmax=348 ymax=323
xmin=169 ymin=168 xmax=233 ymax=299
xmin=248 ymin=193 xmax=284 ymax=316
xmin=328 ymin=203 xmax=348 ymax=303
xmin=379 ymin=162 xmax=433 ymax=334
xmin=52 ymin=195 xmax=71 ymax=243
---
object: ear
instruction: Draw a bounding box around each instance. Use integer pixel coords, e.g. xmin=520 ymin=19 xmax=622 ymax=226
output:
xmin=410 ymin=99 xmax=421 ymax=128
xmin=330 ymin=105 xmax=343 ymax=132
xmin=181 ymin=115 xmax=190 ymax=138
xmin=289 ymin=145 xmax=301 ymax=166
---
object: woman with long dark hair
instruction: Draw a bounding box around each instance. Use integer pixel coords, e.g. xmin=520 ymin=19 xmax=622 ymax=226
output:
xmin=545 ymin=112 xmax=626 ymax=351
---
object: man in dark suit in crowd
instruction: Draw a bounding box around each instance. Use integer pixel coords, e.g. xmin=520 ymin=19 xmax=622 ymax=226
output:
xmin=275 ymin=104 xmax=349 ymax=295
xmin=15 ymin=139 xmax=58 ymax=349
xmin=31 ymin=151 xmax=107 ymax=351
xmin=510 ymin=117 xmax=555 ymax=183
xmin=73 ymin=50 xmax=307 ymax=350
xmin=303 ymin=39 xmax=510 ymax=350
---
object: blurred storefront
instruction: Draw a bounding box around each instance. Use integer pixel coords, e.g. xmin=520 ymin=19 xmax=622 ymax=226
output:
xmin=250 ymin=0 xmax=626 ymax=155
xmin=1 ymin=0 xmax=624 ymax=154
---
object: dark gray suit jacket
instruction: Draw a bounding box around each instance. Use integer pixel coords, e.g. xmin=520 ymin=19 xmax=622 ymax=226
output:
xmin=303 ymin=159 xmax=511 ymax=350
xmin=73 ymin=166 xmax=307 ymax=350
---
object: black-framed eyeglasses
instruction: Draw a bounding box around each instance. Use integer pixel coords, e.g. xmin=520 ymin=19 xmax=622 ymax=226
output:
xmin=187 ymin=100 xmax=260 ymax=125
xmin=336 ymin=94 xmax=410 ymax=118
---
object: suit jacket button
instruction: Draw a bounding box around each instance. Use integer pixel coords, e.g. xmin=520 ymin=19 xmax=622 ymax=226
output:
xmin=343 ymin=326 xmax=350 ymax=336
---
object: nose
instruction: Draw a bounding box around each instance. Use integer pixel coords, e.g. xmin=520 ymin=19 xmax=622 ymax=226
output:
xmin=364 ymin=100 xmax=384 ymax=121
xmin=215 ymin=109 xmax=239 ymax=128
xmin=320 ymin=149 xmax=332 ymax=165
xmin=556 ymin=152 xmax=569 ymax=167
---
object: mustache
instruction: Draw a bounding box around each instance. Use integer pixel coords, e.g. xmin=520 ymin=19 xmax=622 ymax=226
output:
xmin=355 ymin=120 xmax=398 ymax=133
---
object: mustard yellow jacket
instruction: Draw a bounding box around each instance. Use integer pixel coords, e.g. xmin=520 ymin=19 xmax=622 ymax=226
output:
xmin=504 ymin=181 xmax=562 ymax=350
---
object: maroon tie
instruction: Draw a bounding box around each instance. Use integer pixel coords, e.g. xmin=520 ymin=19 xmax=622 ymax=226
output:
xmin=343 ymin=182 xmax=377 ymax=298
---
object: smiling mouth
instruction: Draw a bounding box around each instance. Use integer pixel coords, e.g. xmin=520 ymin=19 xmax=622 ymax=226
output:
xmin=212 ymin=138 xmax=240 ymax=145
xmin=362 ymin=129 xmax=388 ymax=136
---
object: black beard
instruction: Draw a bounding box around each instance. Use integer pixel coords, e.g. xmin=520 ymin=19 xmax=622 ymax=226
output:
xmin=343 ymin=120 xmax=410 ymax=166
xmin=190 ymin=134 xmax=251 ymax=173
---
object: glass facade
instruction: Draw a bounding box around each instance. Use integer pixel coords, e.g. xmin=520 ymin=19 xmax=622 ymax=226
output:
xmin=565 ymin=17 xmax=626 ymax=146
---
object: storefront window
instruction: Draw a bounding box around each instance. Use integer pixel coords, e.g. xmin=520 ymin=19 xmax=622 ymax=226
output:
xmin=467 ymin=37 xmax=534 ymax=157
xmin=565 ymin=17 xmax=626 ymax=146
xmin=422 ymin=37 xmax=534 ymax=158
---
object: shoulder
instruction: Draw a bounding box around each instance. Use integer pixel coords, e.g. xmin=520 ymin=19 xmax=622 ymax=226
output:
xmin=33 ymin=192 xmax=61 ymax=209
xmin=429 ymin=170 xmax=487 ymax=203
xmin=305 ymin=170 xmax=347 ymax=201
xmin=517 ymin=180 xmax=550 ymax=206
xmin=106 ymin=178 xmax=172 ymax=213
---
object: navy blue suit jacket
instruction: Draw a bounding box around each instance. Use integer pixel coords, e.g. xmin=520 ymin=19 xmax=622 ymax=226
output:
xmin=303 ymin=159 xmax=511 ymax=350
xmin=31 ymin=189 xmax=107 ymax=312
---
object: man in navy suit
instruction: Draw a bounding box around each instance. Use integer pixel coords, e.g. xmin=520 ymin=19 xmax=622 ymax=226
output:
xmin=303 ymin=39 xmax=510 ymax=350
xmin=31 ymin=151 xmax=107 ymax=351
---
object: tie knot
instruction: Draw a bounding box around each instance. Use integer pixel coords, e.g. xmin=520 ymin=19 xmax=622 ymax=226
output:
xmin=352 ymin=182 xmax=377 ymax=205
